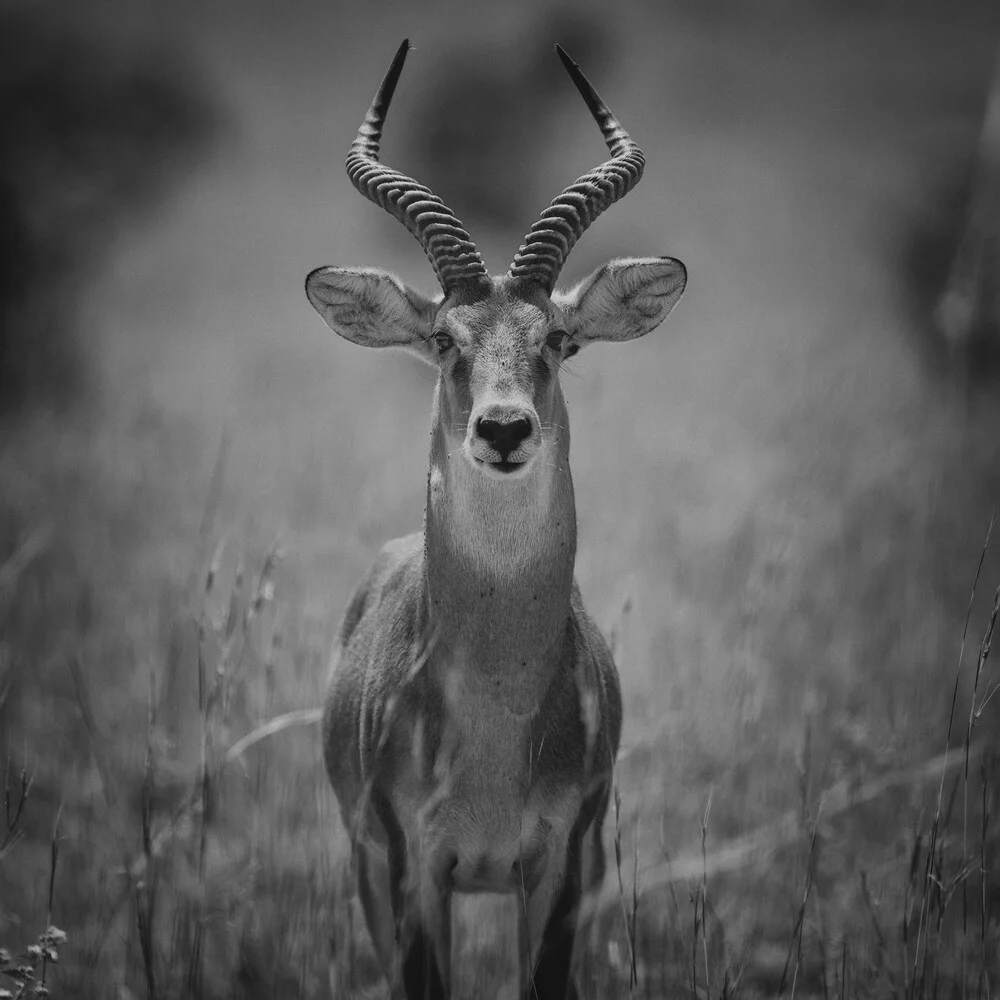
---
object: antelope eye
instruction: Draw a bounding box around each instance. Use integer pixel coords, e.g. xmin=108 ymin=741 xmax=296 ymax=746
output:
xmin=545 ymin=330 xmax=568 ymax=351
xmin=433 ymin=332 xmax=455 ymax=353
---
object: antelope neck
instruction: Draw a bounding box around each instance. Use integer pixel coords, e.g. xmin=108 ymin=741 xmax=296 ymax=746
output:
xmin=423 ymin=384 xmax=576 ymax=708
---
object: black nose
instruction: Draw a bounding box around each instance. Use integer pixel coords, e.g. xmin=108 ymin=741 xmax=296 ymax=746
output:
xmin=476 ymin=417 xmax=532 ymax=457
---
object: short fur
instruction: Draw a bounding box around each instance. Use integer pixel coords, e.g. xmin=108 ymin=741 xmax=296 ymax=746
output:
xmin=307 ymin=264 xmax=685 ymax=999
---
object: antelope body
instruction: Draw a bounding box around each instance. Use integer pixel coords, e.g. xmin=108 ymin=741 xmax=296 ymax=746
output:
xmin=306 ymin=41 xmax=686 ymax=1000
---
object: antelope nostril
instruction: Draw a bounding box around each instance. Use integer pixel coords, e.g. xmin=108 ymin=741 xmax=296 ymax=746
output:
xmin=476 ymin=417 xmax=532 ymax=456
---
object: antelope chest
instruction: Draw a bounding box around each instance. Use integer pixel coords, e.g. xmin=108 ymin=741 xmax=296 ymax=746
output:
xmin=398 ymin=697 xmax=581 ymax=895
xmin=432 ymin=772 xmax=579 ymax=895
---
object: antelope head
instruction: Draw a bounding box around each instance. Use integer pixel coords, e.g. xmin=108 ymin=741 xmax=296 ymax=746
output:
xmin=305 ymin=40 xmax=687 ymax=489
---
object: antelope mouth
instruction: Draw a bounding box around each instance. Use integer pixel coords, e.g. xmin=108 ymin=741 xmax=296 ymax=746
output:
xmin=475 ymin=458 xmax=525 ymax=475
xmin=471 ymin=455 xmax=534 ymax=480
xmin=489 ymin=460 xmax=524 ymax=475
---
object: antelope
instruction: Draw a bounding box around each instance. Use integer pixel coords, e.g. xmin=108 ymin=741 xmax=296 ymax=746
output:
xmin=306 ymin=40 xmax=687 ymax=1000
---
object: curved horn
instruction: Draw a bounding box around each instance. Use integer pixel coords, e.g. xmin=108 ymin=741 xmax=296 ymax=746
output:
xmin=346 ymin=40 xmax=489 ymax=293
xmin=508 ymin=45 xmax=645 ymax=292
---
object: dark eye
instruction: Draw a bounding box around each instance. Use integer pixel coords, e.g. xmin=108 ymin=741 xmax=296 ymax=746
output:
xmin=545 ymin=330 xmax=567 ymax=351
xmin=434 ymin=332 xmax=455 ymax=353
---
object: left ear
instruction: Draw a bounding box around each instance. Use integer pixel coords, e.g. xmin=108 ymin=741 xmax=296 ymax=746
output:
xmin=554 ymin=257 xmax=687 ymax=345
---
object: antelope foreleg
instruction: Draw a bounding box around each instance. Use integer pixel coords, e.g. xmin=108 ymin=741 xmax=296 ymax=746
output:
xmin=395 ymin=863 xmax=452 ymax=1000
xmin=519 ymin=841 xmax=584 ymax=1000
xmin=375 ymin=793 xmax=452 ymax=999
xmin=519 ymin=784 xmax=609 ymax=1000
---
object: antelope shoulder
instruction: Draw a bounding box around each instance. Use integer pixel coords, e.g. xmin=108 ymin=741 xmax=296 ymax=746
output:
xmin=322 ymin=531 xmax=426 ymax=824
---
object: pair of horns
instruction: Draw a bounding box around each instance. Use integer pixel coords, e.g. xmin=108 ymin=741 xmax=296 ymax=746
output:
xmin=345 ymin=39 xmax=645 ymax=295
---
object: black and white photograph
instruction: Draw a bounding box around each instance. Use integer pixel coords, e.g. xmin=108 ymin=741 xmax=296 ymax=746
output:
xmin=1 ymin=1 xmax=999 ymax=997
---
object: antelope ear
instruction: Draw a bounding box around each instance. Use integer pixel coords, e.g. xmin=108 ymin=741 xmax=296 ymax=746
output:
xmin=554 ymin=257 xmax=687 ymax=345
xmin=305 ymin=266 xmax=439 ymax=360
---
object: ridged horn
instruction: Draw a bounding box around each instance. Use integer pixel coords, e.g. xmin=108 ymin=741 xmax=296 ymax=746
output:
xmin=508 ymin=45 xmax=645 ymax=292
xmin=346 ymin=39 xmax=489 ymax=293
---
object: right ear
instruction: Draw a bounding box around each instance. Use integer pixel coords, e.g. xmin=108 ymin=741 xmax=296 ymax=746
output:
xmin=305 ymin=266 xmax=439 ymax=361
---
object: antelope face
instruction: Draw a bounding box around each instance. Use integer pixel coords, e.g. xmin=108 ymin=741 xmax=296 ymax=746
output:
xmin=433 ymin=285 xmax=575 ymax=481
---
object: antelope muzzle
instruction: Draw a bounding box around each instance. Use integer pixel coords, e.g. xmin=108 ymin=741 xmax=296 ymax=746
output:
xmin=466 ymin=401 xmax=542 ymax=477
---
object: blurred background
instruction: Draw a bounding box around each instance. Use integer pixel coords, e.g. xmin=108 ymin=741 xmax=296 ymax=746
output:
xmin=2 ymin=0 xmax=1000 ymax=996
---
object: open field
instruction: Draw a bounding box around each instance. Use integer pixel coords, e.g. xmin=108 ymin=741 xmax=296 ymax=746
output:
xmin=2 ymin=1 xmax=1000 ymax=996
